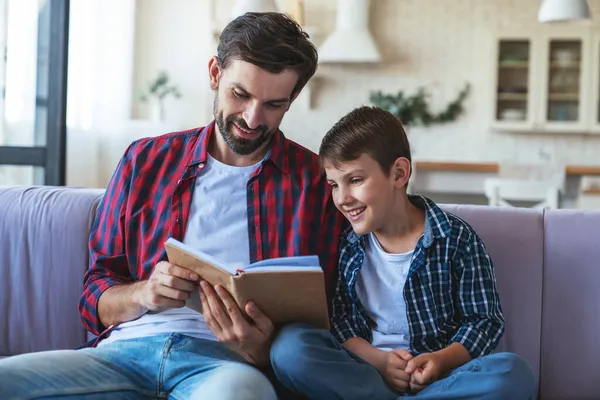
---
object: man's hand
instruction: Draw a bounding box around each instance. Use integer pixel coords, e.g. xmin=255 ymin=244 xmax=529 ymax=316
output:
xmin=200 ymin=281 xmax=274 ymax=367
xmin=382 ymin=348 xmax=414 ymax=393
xmin=405 ymin=352 xmax=444 ymax=393
xmin=136 ymin=261 xmax=199 ymax=312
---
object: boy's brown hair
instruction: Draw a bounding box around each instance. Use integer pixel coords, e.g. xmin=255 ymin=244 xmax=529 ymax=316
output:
xmin=319 ymin=106 xmax=412 ymax=181
xmin=218 ymin=12 xmax=318 ymax=99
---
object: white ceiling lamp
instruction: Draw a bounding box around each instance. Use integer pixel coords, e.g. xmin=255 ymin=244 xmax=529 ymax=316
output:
xmin=318 ymin=0 xmax=381 ymax=64
xmin=538 ymin=0 xmax=591 ymax=23
xmin=231 ymin=0 xmax=279 ymax=20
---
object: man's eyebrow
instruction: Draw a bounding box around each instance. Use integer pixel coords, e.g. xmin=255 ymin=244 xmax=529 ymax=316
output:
xmin=231 ymin=82 xmax=290 ymax=104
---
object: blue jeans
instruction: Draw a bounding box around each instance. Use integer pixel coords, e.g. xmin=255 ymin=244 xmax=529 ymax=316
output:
xmin=0 ymin=333 xmax=277 ymax=400
xmin=270 ymin=323 xmax=538 ymax=400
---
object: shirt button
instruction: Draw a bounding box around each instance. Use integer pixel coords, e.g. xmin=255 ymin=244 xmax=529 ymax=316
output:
xmin=198 ymin=162 xmax=205 ymax=169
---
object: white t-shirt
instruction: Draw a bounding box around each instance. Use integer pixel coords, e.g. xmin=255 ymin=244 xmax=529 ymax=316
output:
xmin=99 ymin=153 xmax=262 ymax=345
xmin=355 ymin=232 xmax=414 ymax=352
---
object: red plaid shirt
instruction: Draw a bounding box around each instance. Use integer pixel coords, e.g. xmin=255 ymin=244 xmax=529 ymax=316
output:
xmin=79 ymin=122 xmax=345 ymax=336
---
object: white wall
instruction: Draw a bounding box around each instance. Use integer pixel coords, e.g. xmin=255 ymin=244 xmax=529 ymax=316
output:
xmin=132 ymin=0 xmax=214 ymax=129
xmin=121 ymin=0 xmax=600 ymax=186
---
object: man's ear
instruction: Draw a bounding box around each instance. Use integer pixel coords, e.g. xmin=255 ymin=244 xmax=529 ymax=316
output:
xmin=391 ymin=157 xmax=412 ymax=188
xmin=208 ymin=56 xmax=221 ymax=91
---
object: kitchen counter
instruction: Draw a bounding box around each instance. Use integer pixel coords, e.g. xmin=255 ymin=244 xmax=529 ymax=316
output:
xmin=411 ymin=161 xmax=600 ymax=208
xmin=414 ymin=161 xmax=600 ymax=176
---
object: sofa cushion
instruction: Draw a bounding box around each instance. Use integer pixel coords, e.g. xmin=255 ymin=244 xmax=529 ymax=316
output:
xmin=441 ymin=204 xmax=543 ymax=381
xmin=0 ymin=186 xmax=104 ymax=356
xmin=540 ymin=209 xmax=600 ymax=400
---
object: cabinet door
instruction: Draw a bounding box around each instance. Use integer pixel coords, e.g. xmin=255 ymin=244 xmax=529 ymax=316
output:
xmin=539 ymin=32 xmax=591 ymax=132
xmin=491 ymin=36 xmax=537 ymax=131
xmin=588 ymin=34 xmax=600 ymax=133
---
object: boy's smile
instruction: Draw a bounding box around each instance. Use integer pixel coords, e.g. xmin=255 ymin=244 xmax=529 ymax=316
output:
xmin=346 ymin=207 xmax=366 ymax=220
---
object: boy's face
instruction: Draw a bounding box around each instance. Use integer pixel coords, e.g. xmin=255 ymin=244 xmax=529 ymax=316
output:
xmin=209 ymin=57 xmax=298 ymax=157
xmin=324 ymin=154 xmax=408 ymax=236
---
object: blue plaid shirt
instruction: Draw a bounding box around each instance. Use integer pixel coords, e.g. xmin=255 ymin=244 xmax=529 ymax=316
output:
xmin=331 ymin=195 xmax=505 ymax=358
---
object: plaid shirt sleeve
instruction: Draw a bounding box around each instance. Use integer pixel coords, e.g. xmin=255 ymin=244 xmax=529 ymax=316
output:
xmin=450 ymin=234 xmax=505 ymax=358
xmin=78 ymin=144 xmax=136 ymax=335
xmin=330 ymin=237 xmax=371 ymax=344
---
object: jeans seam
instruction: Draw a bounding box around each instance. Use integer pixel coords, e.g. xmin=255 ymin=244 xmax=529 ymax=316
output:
xmin=169 ymin=336 xmax=193 ymax=350
xmin=157 ymin=335 xmax=173 ymax=397
xmin=19 ymin=386 xmax=158 ymax=400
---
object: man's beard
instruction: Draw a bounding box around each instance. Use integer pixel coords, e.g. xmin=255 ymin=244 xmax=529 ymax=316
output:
xmin=213 ymin=95 xmax=274 ymax=156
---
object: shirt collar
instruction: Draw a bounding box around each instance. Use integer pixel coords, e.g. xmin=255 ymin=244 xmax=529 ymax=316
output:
xmin=344 ymin=194 xmax=451 ymax=249
xmin=189 ymin=120 xmax=289 ymax=174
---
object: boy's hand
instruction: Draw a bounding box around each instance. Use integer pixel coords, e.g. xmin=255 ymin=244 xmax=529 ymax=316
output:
xmin=405 ymin=352 xmax=444 ymax=393
xmin=382 ymin=348 xmax=413 ymax=393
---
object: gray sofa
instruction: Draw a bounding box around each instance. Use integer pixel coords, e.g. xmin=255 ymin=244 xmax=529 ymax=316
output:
xmin=1 ymin=185 xmax=599 ymax=400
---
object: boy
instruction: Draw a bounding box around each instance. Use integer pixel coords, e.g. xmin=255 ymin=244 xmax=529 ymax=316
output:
xmin=270 ymin=106 xmax=537 ymax=399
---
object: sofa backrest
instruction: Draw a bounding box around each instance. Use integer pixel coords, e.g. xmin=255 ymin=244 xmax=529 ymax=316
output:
xmin=442 ymin=204 xmax=544 ymax=380
xmin=540 ymin=209 xmax=600 ymax=400
xmin=444 ymin=204 xmax=600 ymax=400
xmin=0 ymin=186 xmax=104 ymax=356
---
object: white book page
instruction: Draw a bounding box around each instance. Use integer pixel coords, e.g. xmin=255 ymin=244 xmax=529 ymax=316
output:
xmin=167 ymin=238 xmax=322 ymax=274
xmin=166 ymin=237 xmax=236 ymax=274
xmin=243 ymin=255 xmax=322 ymax=273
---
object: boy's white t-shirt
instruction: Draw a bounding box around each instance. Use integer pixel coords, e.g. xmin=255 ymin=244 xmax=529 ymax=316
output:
xmin=99 ymin=153 xmax=262 ymax=345
xmin=355 ymin=232 xmax=414 ymax=352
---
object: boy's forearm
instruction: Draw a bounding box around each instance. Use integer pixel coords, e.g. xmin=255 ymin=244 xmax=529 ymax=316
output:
xmin=343 ymin=337 xmax=388 ymax=373
xmin=433 ymin=342 xmax=471 ymax=374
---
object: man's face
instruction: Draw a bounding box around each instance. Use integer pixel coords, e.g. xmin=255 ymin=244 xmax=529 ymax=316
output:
xmin=209 ymin=58 xmax=299 ymax=156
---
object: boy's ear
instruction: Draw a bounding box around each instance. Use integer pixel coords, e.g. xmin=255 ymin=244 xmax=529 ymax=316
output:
xmin=391 ymin=157 xmax=412 ymax=188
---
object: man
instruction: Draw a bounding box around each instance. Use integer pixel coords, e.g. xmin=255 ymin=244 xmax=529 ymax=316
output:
xmin=0 ymin=12 xmax=344 ymax=399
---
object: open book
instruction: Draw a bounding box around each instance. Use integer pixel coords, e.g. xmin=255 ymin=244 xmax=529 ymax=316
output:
xmin=164 ymin=238 xmax=330 ymax=329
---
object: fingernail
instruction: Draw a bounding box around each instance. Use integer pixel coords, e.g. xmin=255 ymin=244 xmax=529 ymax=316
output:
xmin=190 ymin=273 xmax=198 ymax=280
xmin=200 ymin=281 xmax=207 ymax=289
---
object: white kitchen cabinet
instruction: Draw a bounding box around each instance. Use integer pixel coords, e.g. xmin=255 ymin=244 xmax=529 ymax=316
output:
xmin=491 ymin=28 xmax=598 ymax=134
xmin=490 ymin=33 xmax=537 ymax=132
xmin=588 ymin=33 xmax=600 ymax=133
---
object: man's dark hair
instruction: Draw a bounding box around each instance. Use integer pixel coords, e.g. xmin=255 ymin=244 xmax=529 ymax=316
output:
xmin=217 ymin=12 xmax=318 ymax=99
xmin=319 ymin=106 xmax=412 ymax=180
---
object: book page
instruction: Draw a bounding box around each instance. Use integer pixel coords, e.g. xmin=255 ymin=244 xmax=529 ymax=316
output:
xmin=165 ymin=237 xmax=235 ymax=275
xmin=243 ymin=255 xmax=322 ymax=273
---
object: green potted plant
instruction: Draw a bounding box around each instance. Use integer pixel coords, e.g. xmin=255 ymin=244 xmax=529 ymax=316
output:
xmin=140 ymin=71 xmax=182 ymax=122
xmin=369 ymin=83 xmax=470 ymax=127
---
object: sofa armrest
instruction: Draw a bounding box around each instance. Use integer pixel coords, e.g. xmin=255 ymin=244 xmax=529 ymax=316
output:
xmin=0 ymin=186 xmax=104 ymax=356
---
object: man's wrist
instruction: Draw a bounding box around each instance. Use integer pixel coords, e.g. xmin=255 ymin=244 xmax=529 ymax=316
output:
xmin=129 ymin=281 xmax=149 ymax=316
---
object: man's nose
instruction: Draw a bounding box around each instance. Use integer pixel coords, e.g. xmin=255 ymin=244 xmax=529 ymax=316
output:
xmin=243 ymin=102 xmax=264 ymax=130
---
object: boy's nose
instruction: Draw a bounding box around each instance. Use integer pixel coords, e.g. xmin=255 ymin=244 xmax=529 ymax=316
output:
xmin=336 ymin=188 xmax=353 ymax=206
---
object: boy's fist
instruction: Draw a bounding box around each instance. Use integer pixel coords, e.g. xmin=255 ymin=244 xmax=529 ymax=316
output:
xmin=382 ymin=348 xmax=413 ymax=393
xmin=405 ymin=352 xmax=444 ymax=392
